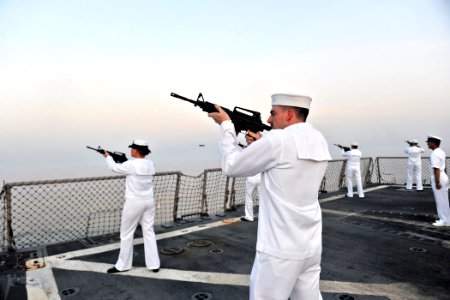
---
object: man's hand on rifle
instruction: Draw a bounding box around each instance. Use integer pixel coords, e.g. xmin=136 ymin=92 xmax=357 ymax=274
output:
xmin=103 ymin=150 xmax=110 ymax=158
xmin=246 ymin=130 xmax=261 ymax=143
xmin=208 ymin=104 xmax=231 ymax=125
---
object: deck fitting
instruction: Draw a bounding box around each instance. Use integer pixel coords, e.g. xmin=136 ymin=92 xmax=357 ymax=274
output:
xmin=191 ymin=292 xmax=213 ymax=300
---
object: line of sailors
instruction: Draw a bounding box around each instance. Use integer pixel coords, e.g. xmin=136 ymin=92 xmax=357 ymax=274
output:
xmin=242 ymin=135 xmax=449 ymax=228
xmin=336 ymin=136 xmax=449 ymax=227
xmin=102 ymin=93 xmax=448 ymax=300
xmin=404 ymin=136 xmax=449 ymax=227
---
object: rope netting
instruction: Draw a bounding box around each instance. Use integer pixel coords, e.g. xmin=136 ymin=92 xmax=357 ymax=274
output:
xmin=1 ymin=157 xmax=447 ymax=249
xmin=373 ymin=157 xmax=450 ymax=186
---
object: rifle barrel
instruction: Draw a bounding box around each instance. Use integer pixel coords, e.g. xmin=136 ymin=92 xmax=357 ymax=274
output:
xmin=170 ymin=93 xmax=196 ymax=104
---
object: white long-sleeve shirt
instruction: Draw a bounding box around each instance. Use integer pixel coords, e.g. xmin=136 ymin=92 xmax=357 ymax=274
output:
xmin=219 ymin=120 xmax=331 ymax=259
xmin=342 ymin=149 xmax=362 ymax=169
xmin=430 ymin=148 xmax=447 ymax=179
xmin=405 ymin=146 xmax=424 ymax=164
xmin=106 ymin=156 xmax=155 ymax=201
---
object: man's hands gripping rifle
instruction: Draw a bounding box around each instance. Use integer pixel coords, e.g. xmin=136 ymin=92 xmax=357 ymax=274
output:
xmin=170 ymin=92 xmax=271 ymax=136
xmin=334 ymin=144 xmax=351 ymax=152
xmin=87 ymin=146 xmax=128 ymax=163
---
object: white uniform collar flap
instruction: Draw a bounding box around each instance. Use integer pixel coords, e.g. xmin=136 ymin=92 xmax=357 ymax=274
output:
xmin=287 ymin=123 xmax=331 ymax=161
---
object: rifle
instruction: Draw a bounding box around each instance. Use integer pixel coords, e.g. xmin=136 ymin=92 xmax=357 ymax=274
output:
xmin=334 ymin=144 xmax=351 ymax=152
xmin=405 ymin=140 xmax=419 ymax=147
xmin=86 ymin=146 xmax=128 ymax=163
xmin=170 ymin=92 xmax=271 ymax=136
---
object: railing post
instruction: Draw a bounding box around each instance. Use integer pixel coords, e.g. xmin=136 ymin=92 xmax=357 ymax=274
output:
xmin=173 ymin=172 xmax=181 ymax=221
xmin=224 ymin=177 xmax=230 ymax=211
xmin=362 ymin=158 xmax=373 ymax=185
xmin=339 ymin=161 xmax=347 ymax=188
xmin=376 ymin=157 xmax=382 ymax=184
xmin=319 ymin=176 xmax=327 ymax=193
xmin=3 ymin=184 xmax=14 ymax=249
xmin=229 ymin=177 xmax=237 ymax=210
xmin=200 ymin=170 xmax=208 ymax=216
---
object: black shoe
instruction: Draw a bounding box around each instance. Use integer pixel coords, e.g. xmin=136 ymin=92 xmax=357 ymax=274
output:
xmin=107 ymin=267 xmax=127 ymax=274
xmin=152 ymin=268 xmax=160 ymax=273
xmin=240 ymin=217 xmax=250 ymax=222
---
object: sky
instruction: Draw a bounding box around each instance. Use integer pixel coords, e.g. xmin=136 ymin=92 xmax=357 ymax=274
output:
xmin=1 ymin=0 xmax=450 ymax=182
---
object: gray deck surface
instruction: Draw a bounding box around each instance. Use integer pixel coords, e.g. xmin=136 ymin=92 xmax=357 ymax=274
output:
xmin=1 ymin=185 xmax=449 ymax=300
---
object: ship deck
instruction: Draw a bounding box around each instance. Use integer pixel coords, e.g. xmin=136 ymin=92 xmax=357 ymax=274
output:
xmin=2 ymin=185 xmax=449 ymax=300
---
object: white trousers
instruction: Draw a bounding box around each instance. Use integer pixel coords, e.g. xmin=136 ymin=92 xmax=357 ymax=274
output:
xmin=406 ymin=162 xmax=423 ymax=190
xmin=244 ymin=176 xmax=260 ymax=221
xmin=431 ymin=173 xmax=450 ymax=224
xmin=345 ymin=167 xmax=364 ymax=197
xmin=115 ymin=199 xmax=160 ymax=271
xmin=250 ymin=251 xmax=323 ymax=300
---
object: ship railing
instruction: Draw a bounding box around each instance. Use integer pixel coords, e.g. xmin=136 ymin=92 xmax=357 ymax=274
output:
xmin=2 ymin=156 xmax=448 ymax=249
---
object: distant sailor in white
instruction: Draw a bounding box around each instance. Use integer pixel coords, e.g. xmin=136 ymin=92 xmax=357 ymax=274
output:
xmin=426 ymin=135 xmax=450 ymax=227
xmin=241 ymin=133 xmax=261 ymax=222
xmin=104 ymin=139 xmax=160 ymax=273
xmin=342 ymin=142 xmax=365 ymax=198
xmin=404 ymin=139 xmax=424 ymax=191
xmin=208 ymin=93 xmax=331 ymax=300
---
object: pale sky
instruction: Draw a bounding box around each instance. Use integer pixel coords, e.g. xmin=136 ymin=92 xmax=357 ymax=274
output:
xmin=1 ymin=0 xmax=450 ymax=182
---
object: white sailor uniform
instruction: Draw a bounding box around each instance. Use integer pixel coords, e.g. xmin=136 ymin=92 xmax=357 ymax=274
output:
xmin=219 ymin=120 xmax=330 ymax=300
xmin=405 ymin=145 xmax=424 ymax=190
xmin=243 ymin=173 xmax=261 ymax=221
xmin=342 ymin=149 xmax=364 ymax=198
xmin=430 ymin=147 xmax=450 ymax=225
xmin=106 ymin=156 xmax=160 ymax=271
